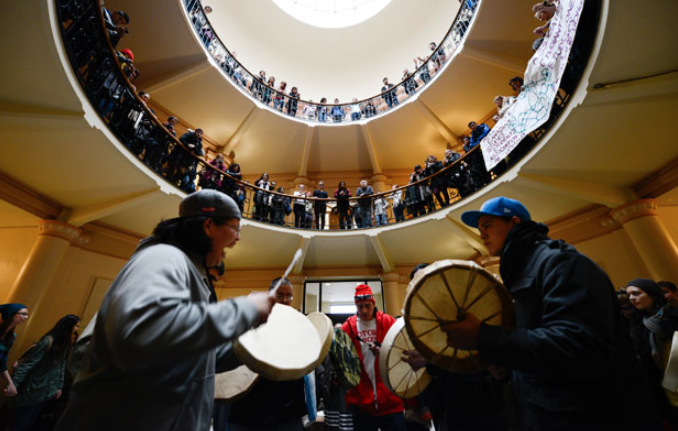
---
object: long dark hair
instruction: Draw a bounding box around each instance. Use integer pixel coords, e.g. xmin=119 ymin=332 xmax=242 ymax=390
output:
xmin=42 ymin=314 xmax=80 ymax=359
xmin=153 ymin=216 xmax=228 ymax=257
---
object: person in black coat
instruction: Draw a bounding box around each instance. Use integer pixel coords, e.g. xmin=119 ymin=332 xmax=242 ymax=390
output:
xmin=443 ymin=196 xmax=662 ymax=431
xmin=424 ymin=155 xmax=449 ymax=208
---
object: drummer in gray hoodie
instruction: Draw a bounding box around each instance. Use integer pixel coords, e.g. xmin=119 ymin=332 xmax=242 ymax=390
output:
xmin=55 ymin=190 xmax=274 ymax=431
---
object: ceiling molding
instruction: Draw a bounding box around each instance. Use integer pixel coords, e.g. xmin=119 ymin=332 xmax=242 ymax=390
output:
xmin=633 ymin=156 xmax=678 ymax=199
xmin=298 ymin=127 xmax=315 ymax=177
xmin=545 ymin=204 xmax=622 ymax=245
xmin=517 ymin=172 xmax=637 ymax=208
xmin=368 ymin=234 xmax=394 ymax=273
xmin=359 ymin=124 xmax=382 ymax=175
xmin=443 ymin=215 xmax=486 ymax=253
xmin=65 ymin=187 xmax=162 ymax=227
xmin=459 ymin=45 xmax=527 ymax=75
xmin=0 ymin=170 xmax=63 ymax=220
xmin=223 ymin=106 xmax=260 ymax=154
xmin=141 ymin=58 xmax=212 ymax=93
xmin=415 ymin=99 xmax=459 ymax=144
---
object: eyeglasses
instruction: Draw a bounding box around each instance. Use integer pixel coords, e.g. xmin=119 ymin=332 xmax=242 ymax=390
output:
xmin=355 ymin=294 xmax=373 ymax=301
xmin=224 ymin=224 xmax=241 ymax=233
xmin=276 ymin=294 xmax=294 ymax=301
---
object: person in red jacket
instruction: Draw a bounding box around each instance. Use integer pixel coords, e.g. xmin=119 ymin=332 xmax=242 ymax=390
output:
xmin=341 ymin=284 xmax=405 ymax=431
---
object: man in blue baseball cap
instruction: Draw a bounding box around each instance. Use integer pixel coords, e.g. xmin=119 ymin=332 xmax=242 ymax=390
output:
xmin=443 ymin=196 xmax=662 ymax=431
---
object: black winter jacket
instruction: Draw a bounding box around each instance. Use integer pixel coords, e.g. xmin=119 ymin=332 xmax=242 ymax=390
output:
xmin=478 ymin=221 xmax=661 ymax=431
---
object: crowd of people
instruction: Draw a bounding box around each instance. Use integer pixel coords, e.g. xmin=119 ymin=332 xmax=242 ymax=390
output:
xmin=0 ymin=306 xmax=80 ymax=431
xmin=184 ymin=0 xmax=480 ymax=123
xmin=91 ymin=1 xmax=539 ymax=231
xmin=2 ymin=191 xmax=676 ymax=431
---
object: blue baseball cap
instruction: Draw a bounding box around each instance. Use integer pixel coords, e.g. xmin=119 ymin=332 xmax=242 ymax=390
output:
xmin=461 ymin=196 xmax=531 ymax=228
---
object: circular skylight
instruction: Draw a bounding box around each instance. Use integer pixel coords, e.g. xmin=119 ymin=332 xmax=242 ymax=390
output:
xmin=271 ymin=0 xmax=394 ymax=29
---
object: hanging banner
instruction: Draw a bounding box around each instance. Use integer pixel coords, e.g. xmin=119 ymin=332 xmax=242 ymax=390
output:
xmin=481 ymin=0 xmax=585 ymax=171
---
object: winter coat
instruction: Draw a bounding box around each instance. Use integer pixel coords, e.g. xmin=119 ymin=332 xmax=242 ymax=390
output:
xmin=341 ymin=311 xmax=403 ymax=417
xmin=478 ymin=221 xmax=662 ymax=430
xmin=12 ymin=335 xmax=69 ymax=407
xmin=55 ymin=237 xmax=260 ymax=431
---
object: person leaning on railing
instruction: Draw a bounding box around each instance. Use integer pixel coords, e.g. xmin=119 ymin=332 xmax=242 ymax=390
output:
xmin=223 ymin=163 xmax=242 ymax=202
xmin=355 ymin=180 xmax=374 ymax=229
xmin=313 ymin=182 xmax=328 ymax=230
xmin=389 ymin=185 xmax=405 ymax=223
xmin=293 ymin=184 xmax=307 ymax=228
xmin=262 ymin=76 xmax=276 ymax=106
xmin=286 ymin=87 xmax=300 ymax=117
xmin=381 ymin=78 xmax=399 ymax=109
xmin=334 ymin=181 xmax=352 ymax=230
xmin=253 ymin=173 xmax=272 ymax=222
xmin=349 ymin=98 xmax=361 ymax=121
xmin=425 ymin=155 xmax=449 ymax=208
xmin=317 ymin=98 xmax=328 ymax=122
xmin=273 ymin=81 xmax=287 ymax=111
xmin=402 ymin=69 xmax=418 ymax=96
xmin=102 ymin=8 xmax=129 ymax=48
xmin=330 ymin=99 xmax=346 ymax=123
xmin=199 ymin=153 xmax=227 ymax=191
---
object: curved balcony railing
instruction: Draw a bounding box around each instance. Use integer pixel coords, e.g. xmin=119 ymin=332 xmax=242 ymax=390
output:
xmin=56 ymin=0 xmax=599 ymax=231
xmin=182 ymin=0 xmax=480 ymax=124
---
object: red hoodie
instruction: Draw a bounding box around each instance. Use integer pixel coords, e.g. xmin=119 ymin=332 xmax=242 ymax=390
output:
xmin=341 ymin=310 xmax=404 ymax=416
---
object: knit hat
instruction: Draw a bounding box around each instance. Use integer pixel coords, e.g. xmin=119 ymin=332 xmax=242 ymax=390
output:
xmin=626 ymin=278 xmax=664 ymax=301
xmin=0 ymin=303 xmax=27 ymax=321
xmin=179 ymin=190 xmax=241 ymax=220
xmin=119 ymin=48 xmax=134 ymax=61
xmin=354 ymin=284 xmax=375 ymax=303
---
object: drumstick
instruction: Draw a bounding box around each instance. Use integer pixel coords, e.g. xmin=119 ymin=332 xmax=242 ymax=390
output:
xmin=269 ymin=248 xmax=304 ymax=298
xmin=355 ymin=336 xmax=381 ymax=348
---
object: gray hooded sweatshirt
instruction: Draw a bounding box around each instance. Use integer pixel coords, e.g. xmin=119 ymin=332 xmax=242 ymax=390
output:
xmin=55 ymin=237 xmax=260 ymax=431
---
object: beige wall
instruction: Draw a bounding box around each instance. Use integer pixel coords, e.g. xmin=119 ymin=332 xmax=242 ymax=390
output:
xmin=574 ymin=229 xmax=652 ymax=289
xmin=14 ymin=246 xmax=128 ymax=352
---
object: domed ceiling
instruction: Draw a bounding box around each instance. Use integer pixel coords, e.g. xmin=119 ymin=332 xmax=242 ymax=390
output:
xmin=207 ymin=0 xmax=459 ymax=101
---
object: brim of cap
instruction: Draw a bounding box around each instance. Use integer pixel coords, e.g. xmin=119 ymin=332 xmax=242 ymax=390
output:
xmin=461 ymin=210 xmax=492 ymax=228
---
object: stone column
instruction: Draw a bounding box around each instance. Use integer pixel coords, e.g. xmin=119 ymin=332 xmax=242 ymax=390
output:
xmin=6 ymin=220 xmax=83 ymax=307
xmin=6 ymin=220 xmax=85 ymax=359
xmin=611 ymin=199 xmax=678 ymax=282
xmin=288 ymin=273 xmax=306 ymax=312
xmin=371 ymin=174 xmax=388 ymax=193
xmin=382 ymin=272 xmax=405 ymax=317
xmin=292 ymin=176 xmax=312 ymax=188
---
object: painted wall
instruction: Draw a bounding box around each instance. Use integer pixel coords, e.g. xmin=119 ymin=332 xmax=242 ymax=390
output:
xmin=573 ymin=229 xmax=651 ymax=288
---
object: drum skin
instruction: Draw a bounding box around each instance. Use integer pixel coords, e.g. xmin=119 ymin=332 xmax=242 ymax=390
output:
xmin=403 ymin=260 xmax=514 ymax=373
xmin=234 ymin=304 xmax=322 ymax=381
xmin=379 ymin=318 xmax=431 ymax=399
xmin=329 ymin=328 xmax=361 ymax=389
xmin=307 ymin=312 xmax=333 ymax=369
xmin=214 ymin=365 xmax=258 ymax=401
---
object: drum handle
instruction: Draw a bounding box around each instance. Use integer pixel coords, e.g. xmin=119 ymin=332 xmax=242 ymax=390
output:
xmin=269 ymin=248 xmax=304 ymax=297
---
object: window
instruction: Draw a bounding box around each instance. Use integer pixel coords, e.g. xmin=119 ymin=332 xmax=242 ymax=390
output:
xmin=270 ymin=0 xmax=394 ymax=29
xmin=304 ymin=279 xmax=384 ymax=322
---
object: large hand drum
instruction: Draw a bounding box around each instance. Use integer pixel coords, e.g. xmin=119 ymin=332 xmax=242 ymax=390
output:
xmin=379 ymin=318 xmax=431 ymax=399
xmin=307 ymin=312 xmax=334 ymax=369
xmin=234 ymin=304 xmax=322 ymax=381
xmin=403 ymin=260 xmax=514 ymax=373
xmin=214 ymin=365 xmax=258 ymax=401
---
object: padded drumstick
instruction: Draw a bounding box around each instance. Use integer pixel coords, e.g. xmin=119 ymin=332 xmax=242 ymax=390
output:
xmin=269 ymin=248 xmax=304 ymax=298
